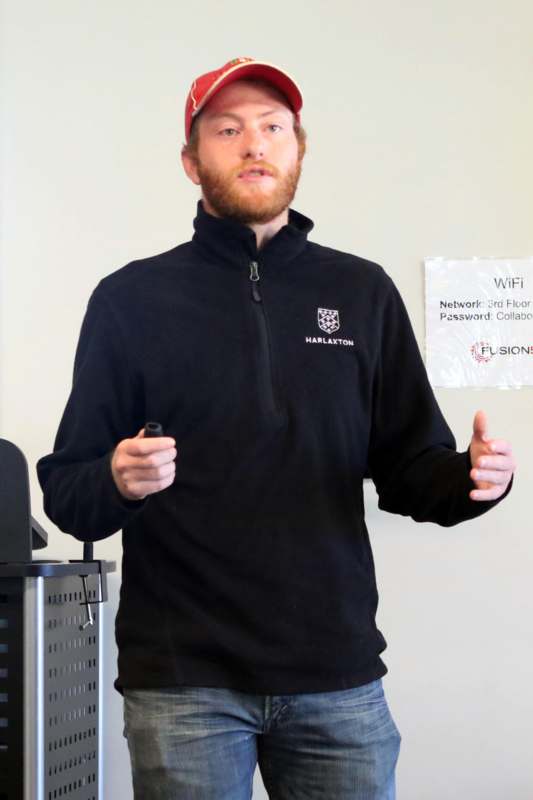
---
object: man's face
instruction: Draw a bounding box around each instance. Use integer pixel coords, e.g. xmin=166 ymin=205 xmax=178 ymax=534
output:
xmin=182 ymin=80 xmax=303 ymax=225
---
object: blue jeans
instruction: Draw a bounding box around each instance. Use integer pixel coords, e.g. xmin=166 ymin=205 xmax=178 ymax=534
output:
xmin=122 ymin=678 xmax=401 ymax=799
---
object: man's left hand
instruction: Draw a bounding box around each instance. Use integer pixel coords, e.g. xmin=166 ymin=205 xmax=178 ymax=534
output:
xmin=468 ymin=410 xmax=516 ymax=501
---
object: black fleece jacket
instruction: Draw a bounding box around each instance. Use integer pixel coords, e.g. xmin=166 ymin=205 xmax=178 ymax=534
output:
xmin=36 ymin=200 xmax=511 ymax=695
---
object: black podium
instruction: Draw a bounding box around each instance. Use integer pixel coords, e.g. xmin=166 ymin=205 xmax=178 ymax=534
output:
xmin=0 ymin=438 xmax=116 ymax=800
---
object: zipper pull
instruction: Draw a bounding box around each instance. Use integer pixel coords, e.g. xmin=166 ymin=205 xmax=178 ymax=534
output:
xmin=249 ymin=260 xmax=262 ymax=302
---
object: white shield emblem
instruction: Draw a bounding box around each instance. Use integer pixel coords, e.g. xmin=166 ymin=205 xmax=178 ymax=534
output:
xmin=317 ymin=307 xmax=340 ymax=334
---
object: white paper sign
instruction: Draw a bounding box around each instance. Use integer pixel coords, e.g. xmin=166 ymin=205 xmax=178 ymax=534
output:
xmin=425 ymin=257 xmax=533 ymax=388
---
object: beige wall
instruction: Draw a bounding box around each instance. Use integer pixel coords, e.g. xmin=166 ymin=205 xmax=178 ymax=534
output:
xmin=2 ymin=1 xmax=532 ymax=797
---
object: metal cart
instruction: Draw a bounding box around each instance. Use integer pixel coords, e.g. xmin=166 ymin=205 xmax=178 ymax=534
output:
xmin=0 ymin=438 xmax=116 ymax=800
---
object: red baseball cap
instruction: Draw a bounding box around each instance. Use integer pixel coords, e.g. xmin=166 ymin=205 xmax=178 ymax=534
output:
xmin=184 ymin=56 xmax=303 ymax=143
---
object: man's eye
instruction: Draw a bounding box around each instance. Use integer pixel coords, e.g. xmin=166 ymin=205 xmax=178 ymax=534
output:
xmin=218 ymin=124 xmax=282 ymax=136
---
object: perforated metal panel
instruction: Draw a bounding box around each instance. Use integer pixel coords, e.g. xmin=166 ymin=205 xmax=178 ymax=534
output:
xmin=0 ymin=573 xmax=102 ymax=800
xmin=43 ymin=575 xmax=100 ymax=800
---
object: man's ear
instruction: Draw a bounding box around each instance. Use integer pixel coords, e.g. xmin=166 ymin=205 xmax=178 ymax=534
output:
xmin=181 ymin=150 xmax=201 ymax=186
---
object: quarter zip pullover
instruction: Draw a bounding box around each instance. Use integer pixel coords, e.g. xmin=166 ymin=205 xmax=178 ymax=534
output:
xmin=37 ymin=199 xmax=511 ymax=696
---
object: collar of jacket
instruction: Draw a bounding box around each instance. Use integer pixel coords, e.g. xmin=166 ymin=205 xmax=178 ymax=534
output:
xmin=191 ymin=199 xmax=315 ymax=270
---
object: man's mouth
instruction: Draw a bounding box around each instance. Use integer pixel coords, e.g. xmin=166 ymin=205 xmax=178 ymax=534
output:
xmin=238 ymin=167 xmax=274 ymax=180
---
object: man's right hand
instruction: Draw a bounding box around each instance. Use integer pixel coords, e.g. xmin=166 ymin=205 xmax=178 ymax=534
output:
xmin=110 ymin=427 xmax=177 ymax=501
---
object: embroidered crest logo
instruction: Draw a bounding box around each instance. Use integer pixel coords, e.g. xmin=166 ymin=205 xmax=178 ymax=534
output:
xmin=317 ymin=308 xmax=340 ymax=334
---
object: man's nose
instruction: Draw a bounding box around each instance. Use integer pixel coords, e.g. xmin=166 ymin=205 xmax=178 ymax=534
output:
xmin=240 ymin=128 xmax=265 ymax=159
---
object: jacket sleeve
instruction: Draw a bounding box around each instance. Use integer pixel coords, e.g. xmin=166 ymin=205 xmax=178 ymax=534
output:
xmin=367 ymin=273 xmax=513 ymax=526
xmin=36 ymin=282 xmax=148 ymax=541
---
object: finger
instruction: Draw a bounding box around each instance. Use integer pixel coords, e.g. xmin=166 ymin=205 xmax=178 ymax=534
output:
xmin=484 ymin=439 xmax=512 ymax=456
xmin=472 ymin=409 xmax=489 ymax=442
xmin=158 ymin=448 xmax=178 ymax=465
xmin=127 ymin=462 xmax=176 ymax=482
xmin=131 ymin=448 xmax=177 ymax=468
xmin=126 ymin=436 xmax=176 ymax=456
xmin=470 ymin=468 xmax=510 ymax=484
xmin=125 ymin=474 xmax=175 ymax=498
xmin=473 ymin=454 xmax=514 ymax=471
xmin=116 ymin=449 xmax=176 ymax=476
xmin=470 ymin=485 xmax=505 ymax=502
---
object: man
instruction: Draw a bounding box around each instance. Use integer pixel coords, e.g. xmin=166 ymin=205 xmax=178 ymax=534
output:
xmin=37 ymin=57 xmax=515 ymax=799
